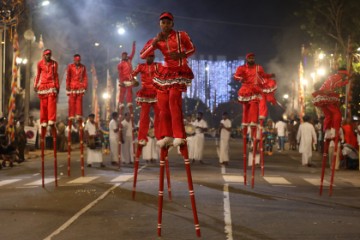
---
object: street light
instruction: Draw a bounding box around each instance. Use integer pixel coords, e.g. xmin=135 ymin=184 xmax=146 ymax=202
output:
xmin=117 ymin=27 xmax=125 ymax=35
xmin=102 ymin=92 xmax=110 ymax=100
xmin=41 ymin=1 xmax=50 ymax=7
xmin=283 ymin=94 xmax=289 ymax=99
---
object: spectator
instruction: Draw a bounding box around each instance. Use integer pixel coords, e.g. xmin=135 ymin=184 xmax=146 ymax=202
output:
xmin=219 ymin=112 xmax=231 ymax=165
xmin=84 ymin=113 xmax=104 ymax=168
xmin=192 ymin=112 xmax=208 ymax=164
xmin=121 ymin=112 xmax=134 ymax=164
xmin=275 ymin=117 xmax=287 ymax=151
xmin=297 ymin=115 xmax=317 ymax=167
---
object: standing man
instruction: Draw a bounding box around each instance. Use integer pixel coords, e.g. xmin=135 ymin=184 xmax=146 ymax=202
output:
xmin=296 ymin=115 xmax=317 ymax=167
xmin=130 ymin=51 xmax=160 ymax=146
xmin=109 ymin=112 xmax=119 ymax=165
xmin=192 ymin=112 xmax=208 ymax=164
xmin=219 ymin=112 xmax=231 ymax=165
xmin=234 ymin=53 xmax=274 ymax=139
xmin=33 ymin=49 xmax=59 ymax=128
xmin=275 ymin=117 xmax=287 ymax=152
xmin=66 ymin=54 xmax=88 ymax=122
xmin=121 ymin=112 xmax=134 ymax=164
xmin=118 ymin=41 xmax=136 ymax=114
xmin=84 ymin=114 xmax=104 ymax=167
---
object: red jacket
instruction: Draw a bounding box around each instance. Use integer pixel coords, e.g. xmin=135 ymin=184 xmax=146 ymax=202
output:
xmin=66 ymin=63 xmax=88 ymax=94
xmin=33 ymin=59 xmax=59 ymax=95
xmin=234 ymin=64 xmax=271 ymax=86
xmin=131 ymin=62 xmax=161 ymax=89
xmin=140 ymin=30 xmax=195 ymax=68
xmin=117 ymin=42 xmax=136 ymax=82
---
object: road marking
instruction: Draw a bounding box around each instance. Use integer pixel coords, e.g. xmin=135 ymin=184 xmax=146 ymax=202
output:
xmin=111 ymin=174 xmax=134 ymax=182
xmin=43 ymin=182 xmax=121 ymax=240
xmin=303 ymin=178 xmax=333 ymax=186
xmin=67 ymin=176 xmax=98 ymax=184
xmin=263 ymin=176 xmax=291 ymax=185
xmin=223 ymin=184 xmax=233 ymax=240
xmin=222 ymin=175 xmax=244 ymax=183
xmin=338 ymin=177 xmax=360 ymax=187
xmin=25 ymin=178 xmax=55 ymax=186
xmin=0 ymin=179 xmax=22 ymax=186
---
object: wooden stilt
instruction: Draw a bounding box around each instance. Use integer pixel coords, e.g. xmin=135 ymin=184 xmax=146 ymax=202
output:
xmin=118 ymin=108 xmax=123 ymax=169
xmin=79 ymin=119 xmax=85 ymax=176
xmin=242 ymin=126 xmax=248 ymax=186
xmin=164 ymin=151 xmax=172 ymax=201
xmin=179 ymin=144 xmax=201 ymax=237
xmin=319 ymin=139 xmax=330 ymax=196
xmin=329 ymin=132 xmax=340 ymax=196
xmin=251 ymin=126 xmax=257 ymax=189
xmin=67 ymin=119 xmax=72 ymax=176
xmin=157 ymin=147 xmax=166 ymax=237
xmin=41 ymin=126 xmax=46 ymax=188
xmin=259 ymin=119 xmax=265 ymax=176
xmin=52 ymin=125 xmax=58 ymax=187
xmin=132 ymin=145 xmax=143 ymax=200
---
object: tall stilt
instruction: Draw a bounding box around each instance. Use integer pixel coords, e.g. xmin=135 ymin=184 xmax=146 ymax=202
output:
xmin=52 ymin=125 xmax=58 ymax=187
xmin=129 ymin=104 xmax=136 ymax=157
xmin=164 ymin=151 xmax=172 ymax=201
xmin=251 ymin=126 xmax=257 ymax=189
xmin=67 ymin=119 xmax=72 ymax=176
xmin=132 ymin=144 xmax=143 ymax=200
xmin=259 ymin=119 xmax=265 ymax=176
xmin=179 ymin=144 xmax=201 ymax=237
xmin=41 ymin=126 xmax=46 ymax=188
xmin=329 ymin=132 xmax=340 ymax=196
xmin=79 ymin=119 xmax=85 ymax=176
xmin=157 ymin=147 xmax=166 ymax=237
xmin=242 ymin=126 xmax=248 ymax=186
xmin=319 ymin=139 xmax=330 ymax=196
xmin=118 ymin=107 xmax=123 ymax=169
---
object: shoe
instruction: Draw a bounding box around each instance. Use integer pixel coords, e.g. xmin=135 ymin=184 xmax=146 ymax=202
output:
xmin=87 ymin=164 xmax=92 ymax=167
xmin=173 ymin=138 xmax=185 ymax=147
xmin=138 ymin=139 xmax=147 ymax=146
xmin=156 ymin=137 xmax=173 ymax=148
xmin=100 ymin=163 xmax=106 ymax=168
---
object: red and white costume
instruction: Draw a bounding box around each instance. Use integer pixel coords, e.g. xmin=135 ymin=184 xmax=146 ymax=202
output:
xmin=259 ymin=78 xmax=277 ymax=119
xmin=312 ymin=70 xmax=349 ymax=131
xmin=34 ymin=56 xmax=59 ymax=127
xmin=131 ymin=61 xmax=161 ymax=142
xmin=118 ymin=42 xmax=136 ymax=109
xmin=234 ymin=63 xmax=272 ymax=126
xmin=66 ymin=62 xmax=88 ymax=119
xmin=140 ymin=30 xmax=195 ymax=140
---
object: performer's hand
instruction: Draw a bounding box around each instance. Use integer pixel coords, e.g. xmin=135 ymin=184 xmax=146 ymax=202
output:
xmin=119 ymin=82 xmax=126 ymax=87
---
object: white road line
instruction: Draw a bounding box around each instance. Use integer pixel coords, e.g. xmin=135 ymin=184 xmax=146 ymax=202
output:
xmin=0 ymin=179 xmax=22 ymax=186
xmin=67 ymin=176 xmax=98 ymax=184
xmin=303 ymin=178 xmax=333 ymax=186
xmin=223 ymin=184 xmax=233 ymax=240
xmin=25 ymin=178 xmax=55 ymax=186
xmin=263 ymin=176 xmax=291 ymax=185
xmin=43 ymin=182 xmax=121 ymax=240
xmin=222 ymin=175 xmax=244 ymax=183
xmin=111 ymin=165 xmax=146 ymax=182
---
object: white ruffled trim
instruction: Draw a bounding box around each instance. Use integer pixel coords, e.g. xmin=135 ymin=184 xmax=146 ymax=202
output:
xmin=153 ymin=77 xmax=192 ymax=87
xmin=66 ymin=89 xmax=86 ymax=95
xmin=312 ymin=95 xmax=339 ymax=104
xmin=37 ymin=88 xmax=57 ymax=95
xmin=136 ymin=97 xmax=157 ymax=103
xmin=262 ymin=86 xmax=277 ymax=93
xmin=238 ymin=94 xmax=262 ymax=102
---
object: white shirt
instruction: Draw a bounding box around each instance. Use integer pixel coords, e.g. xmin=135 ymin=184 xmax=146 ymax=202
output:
xmin=121 ymin=119 xmax=133 ymax=137
xmin=84 ymin=120 xmax=96 ymax=136
xmin=109 ymin=119 xmax=118 ymax=140
xmin=192 ymin=119 xmax=208 ymax=134
xmin=275 ymin=120 xmax=287 ymax=137
xmin=220 ymin=119 xmax=231 ymax=139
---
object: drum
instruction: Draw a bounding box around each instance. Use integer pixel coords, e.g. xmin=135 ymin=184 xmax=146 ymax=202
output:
xmin=185 ymin=124 xmax=195 ymax=136
xmin=147 ymin=128 xmax=155 ymax=138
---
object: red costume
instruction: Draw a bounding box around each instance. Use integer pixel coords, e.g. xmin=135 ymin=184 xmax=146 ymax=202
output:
xmin=259 ymin=78 xmax=277 ymax=119
xmin=118 ymin=41 xmax=136 ymax=110
xmin=234 ymin=58 xmax=272 ymax=126
xmin=131 ymin=60 xmax=161 ymax=143
xmin=34 ymin=50 xmax=59 ymax=126
xmin=312 ymin=70 xmax=349 ymax=131
xmin=66 ymin=57 xmax=88 ymax=119
xmin=140 ymin=19 xmax=195 ymax=144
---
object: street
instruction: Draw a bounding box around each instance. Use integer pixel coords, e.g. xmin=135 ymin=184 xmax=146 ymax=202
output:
xmin=1 ymin=138 xmax=360 ymax=240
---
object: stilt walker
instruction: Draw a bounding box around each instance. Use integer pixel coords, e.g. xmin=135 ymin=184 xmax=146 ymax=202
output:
xmin=66 ymin=54 xmax=88 ymax=176
xmin=118 ymin=41 xmax=136 ymax=163
xmin=234 ymin=53 xmax=275 ymax=187
xmin=259 ymin=78 xmax=277 ymax=176
xmin=33 ymin=49 xmax=60 ymax=187
xmin=319 ymin=139 xmax=330 ymax=195
xmin=130 ymin=51 xmax=161 ymax=199
xmin=140 ymin=12 xmax=201 ymax=237
xmin=312 ymin=68 xmax=349 ymax=196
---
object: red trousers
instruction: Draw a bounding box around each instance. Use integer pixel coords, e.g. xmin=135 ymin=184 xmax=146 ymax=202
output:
xmin=68 ymin=94 xmax=83 ymax=119
xmin=321 ymin=103 xmax=342 ymax=131
xmin=157 ymin=89 xmax=186 ymax=139
xmin=119 ymin=86 xmax=133 ymax=106
xmin=138 ymin=102 xmax=160 ymax=141
xmin=39 ymin=94 xmax=57 ymax=125
xmin=259 ymin=96 xmax=267 ymax=119
xmin=242 ymin=100 xmax=259 ymax=126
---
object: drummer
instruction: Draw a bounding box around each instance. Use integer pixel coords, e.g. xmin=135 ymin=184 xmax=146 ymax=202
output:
xmin=84 ymin=113 xmax=105 ymax=168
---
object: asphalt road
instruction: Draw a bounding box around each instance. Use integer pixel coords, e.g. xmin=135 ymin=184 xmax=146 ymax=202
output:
xmin=1 ymin=139 xmax=360 ymax=240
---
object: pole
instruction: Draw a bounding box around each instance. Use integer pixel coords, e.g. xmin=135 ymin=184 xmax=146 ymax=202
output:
xmin=251 ymin=126 xmax=257 ymax=188
xmin=157 ymin=147 xmax=166 ymax=237
xmin=79 ymin=119 xmax=85 ymax=176
xmin=259 ymin=119 xmax=265 ymax=176
xmin=24 ymin=39 xmax=31 ymax=126
xmin=164 ymin=151 xmax=172 ymax=201
xmin=67 ymin=119 xmax=72 ymax=176
xmin=319 ymin=139 xmax=329 ymax=196
xmin=132 ymin=144 xmax=143 ymax=200
xmin=329 ymin=133 xmax=339 ymax=196
xmin=52 ymin=125 xmax=58 ymax=187
xmin=242 ymin=126 xmax=247 ymax=185
xmin=41 ymin=126 xmax=46 ymax=188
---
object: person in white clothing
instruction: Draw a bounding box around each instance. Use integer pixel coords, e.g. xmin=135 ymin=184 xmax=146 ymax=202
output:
xmin=296 ymin=115 xmax=317 ymax=166
xmin=184 ymin=114 xmax=195 ymax=162
xmin=192 ymin=112 xmax=208 ymax=164
xmin=121 ymin=112 xmax=134 ymax=164
xmin=84 ymin=114 xmax=104 ymax=167
xmin=109 ymin=112 xmax=119 ymax=165
xmin=142 ymin=119 xmax=159 ymax=163
xmin=219 ymin=112 xmax=231 ymax=165
xmin=275 ymin=117 xmax=287 ymax=151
